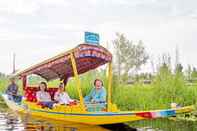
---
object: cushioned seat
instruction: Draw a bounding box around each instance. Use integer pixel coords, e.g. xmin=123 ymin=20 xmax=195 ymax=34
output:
xmin=25 ymin=86 xmax=58 ymax=102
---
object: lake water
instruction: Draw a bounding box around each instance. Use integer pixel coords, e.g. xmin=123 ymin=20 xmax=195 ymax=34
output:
xmin=0 ymin=105 xmax=197 ymax=131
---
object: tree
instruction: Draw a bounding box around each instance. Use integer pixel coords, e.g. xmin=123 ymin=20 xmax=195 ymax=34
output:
xmin=191 ymin=67 xmax=197 ymax=79
xmin=174 ymin=46 xmax=183 ymax=74
xmin=112 ymin=33 xmax=149 ymax=83
xmin=185 ymin=65 xmax=192 ymax=81
xmin=175 ymin=63 xmax=183 ymax=74
xmin=156 ymin=53 xmax=172 ymax=73
xmin=0 ymin=72 xmax=7 ymax=78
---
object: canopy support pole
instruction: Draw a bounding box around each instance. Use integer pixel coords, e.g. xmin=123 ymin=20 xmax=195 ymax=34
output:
xmin=107 ymin=62 xmax=112 ymax=112
xmin=70 ymin=53 xmax=85 ymax=112
xmin=22 ymin=76 xmax=27 ymax=90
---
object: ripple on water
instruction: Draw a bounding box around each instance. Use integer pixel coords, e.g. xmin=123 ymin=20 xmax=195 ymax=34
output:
xmin=0 ymin=108 xmax=109 ymax=131
xmin=0 ymin=108 xmax=143 ymax=131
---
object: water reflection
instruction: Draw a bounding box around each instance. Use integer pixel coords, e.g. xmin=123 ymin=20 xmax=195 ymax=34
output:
xmin=129 ymin=118 xmax=197 ymax=131
xmin=0 ymin=108 xmax=109 ymax=131
xmin=0 ymin=106 xmax=139 ymax=131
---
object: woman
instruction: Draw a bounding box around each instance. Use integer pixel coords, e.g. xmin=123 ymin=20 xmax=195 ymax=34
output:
xmin=84 ymin=79 xmax=106 ymax=103
xmin=36 ymin=82 xmax=54 ymax=109
xmin=54 ymin=82 xmax=75 ymax=105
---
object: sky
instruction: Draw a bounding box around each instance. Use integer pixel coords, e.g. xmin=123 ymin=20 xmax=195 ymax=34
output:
xmin=0 ymin=0 xmax=197 ymax=74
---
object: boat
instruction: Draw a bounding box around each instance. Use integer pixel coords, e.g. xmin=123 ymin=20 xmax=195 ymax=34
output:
xmin=1 ymin=43 xmax=194 ymax=125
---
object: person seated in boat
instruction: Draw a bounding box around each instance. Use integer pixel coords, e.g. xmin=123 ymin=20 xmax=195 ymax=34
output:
xmin=54 ymin=83 xmax=77 ymax=105
xmin=5 ymin=77 xmax=22 ymax=103
xmin=84 ymin=79 xmax=106 ymax=103
xmin=36 ymin=82 xmax=54 ymax=109
xmin=54 ymin=82 xmax=76 ymax=106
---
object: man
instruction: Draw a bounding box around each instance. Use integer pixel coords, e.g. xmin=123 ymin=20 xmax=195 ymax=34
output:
xmin=84 ymin=79 xmax=106 ymax=103
xmin=6 ymin=77 xmax=21 ymax=102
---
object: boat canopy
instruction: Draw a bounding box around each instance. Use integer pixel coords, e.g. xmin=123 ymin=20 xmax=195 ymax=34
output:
xmin=16 ymin=44 xmax=112 ymax=81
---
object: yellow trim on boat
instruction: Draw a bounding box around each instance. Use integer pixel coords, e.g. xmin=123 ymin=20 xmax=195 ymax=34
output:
xmin=70 ymin=52 xmax=85 ymax=112
xmin=2 ymin=94 xmax=194 ymax=125
xmin=107 ymin=62 xmax=112 ymax=112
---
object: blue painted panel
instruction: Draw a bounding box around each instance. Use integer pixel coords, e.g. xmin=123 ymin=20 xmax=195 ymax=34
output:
xmin=85 ymin=32 xmax=100 ymax=45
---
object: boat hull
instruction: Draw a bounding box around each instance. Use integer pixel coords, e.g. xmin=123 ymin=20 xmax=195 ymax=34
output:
xmin=1 ymin=94 xmax=194 ymax=125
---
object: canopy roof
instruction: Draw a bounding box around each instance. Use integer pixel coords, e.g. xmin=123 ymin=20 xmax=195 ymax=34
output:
xmin=16 ymin=44 xmax=112 ymax=81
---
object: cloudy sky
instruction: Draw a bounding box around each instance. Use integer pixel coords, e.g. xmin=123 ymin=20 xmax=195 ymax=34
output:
xmin=0 ymin=0 xmax=197 ymax=74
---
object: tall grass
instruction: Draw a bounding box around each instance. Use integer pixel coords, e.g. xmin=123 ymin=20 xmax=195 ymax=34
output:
xmin=113 ymin=66 xmax=197 ymax=111
xmin=0 ymin=77 xmax=9 ymax=93
xmin=113 ymin=83 xmax=155 ymax=110
xmin=1 ymin=66 xmax=197 ymax=111
xmin=152 ymin=65 xmax=197 ymax=108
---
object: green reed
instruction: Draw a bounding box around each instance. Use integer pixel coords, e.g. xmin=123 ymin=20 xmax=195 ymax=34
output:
xmin=1 ymin=68 xmax=197 ymax=111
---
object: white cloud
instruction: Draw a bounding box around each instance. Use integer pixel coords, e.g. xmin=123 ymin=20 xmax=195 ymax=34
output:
xmin=0 ymin=17 xmax=7 ymax=24
xmin=0 ymin=0 xmax=197 ymax=74
xmin=38 ymin=24 xmax=89 ymax=32
xmin=0 ymin=0 xmax=39 ymax=15
xmin=35 ymin=0 xmax=69 ymax=6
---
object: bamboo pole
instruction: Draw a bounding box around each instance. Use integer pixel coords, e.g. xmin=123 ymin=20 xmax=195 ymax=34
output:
xmin=70 ymin=53 xmax=85 ymax=111
xmin=107 ymin=62 xmax=112 ymax=112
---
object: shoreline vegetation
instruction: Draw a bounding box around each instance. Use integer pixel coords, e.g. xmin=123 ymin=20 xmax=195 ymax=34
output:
xmin=0 ymin=66 xmax=197 ymax=120
xmin=1 ymin=70 xmax=196 ymax=109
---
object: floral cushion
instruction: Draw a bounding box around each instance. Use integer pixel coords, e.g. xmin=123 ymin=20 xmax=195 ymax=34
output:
xmin=25 ymin=86 xmax=58 ymax=102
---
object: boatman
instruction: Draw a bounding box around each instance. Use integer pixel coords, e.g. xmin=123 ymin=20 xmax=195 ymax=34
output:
xmin=5 ymin=77 xmax=21 ymax=102
xmin=84 ymin=79 xmax=106 ymax=103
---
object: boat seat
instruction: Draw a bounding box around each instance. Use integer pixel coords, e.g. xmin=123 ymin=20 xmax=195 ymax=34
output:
xmin=24 ymin=86 xmax=58 ymax=102
xmin=24 ymin=87 xmax=38 ymax=102
xmin=47 ymin=88 xmax=58 ymax=100
xmin=85 ymin=102 xmax=107 ymax=112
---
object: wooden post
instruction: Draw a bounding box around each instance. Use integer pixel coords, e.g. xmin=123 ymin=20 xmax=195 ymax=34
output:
xmin=12 ymin=53 xmax=16 ymax=74
xmin=107 ymin=62 xmax=112 ymax=112
xmin=70 ymin=53 xmax=85 ymax=111
xmin=22 ymin=76 xmax=27 ymax=96
xmin=22 ymin=76 xmax=27 ymax=90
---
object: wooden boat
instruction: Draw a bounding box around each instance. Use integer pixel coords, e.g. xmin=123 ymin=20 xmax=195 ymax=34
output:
xmin=1 ymin=43 xmax=194 ymax=125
